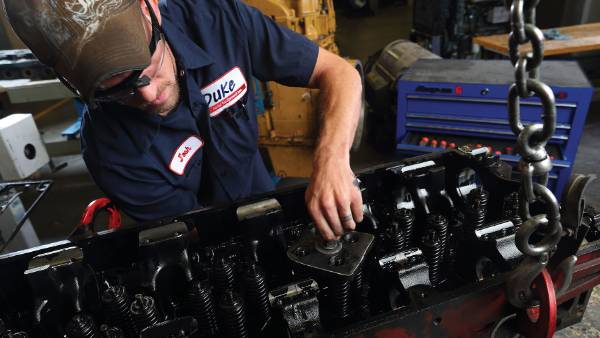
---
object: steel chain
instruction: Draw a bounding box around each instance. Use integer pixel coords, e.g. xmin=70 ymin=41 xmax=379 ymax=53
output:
xmin=506 ymin=0 xmax=563 ymax=309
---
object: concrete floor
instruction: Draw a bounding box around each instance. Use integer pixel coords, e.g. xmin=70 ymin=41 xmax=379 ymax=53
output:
xmin=7 ymin=1 xmax=600 ymax=336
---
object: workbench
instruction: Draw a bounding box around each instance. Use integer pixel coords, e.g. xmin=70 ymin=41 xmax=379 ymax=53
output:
xmin=473 ymin=22 xmax=600 ymax=57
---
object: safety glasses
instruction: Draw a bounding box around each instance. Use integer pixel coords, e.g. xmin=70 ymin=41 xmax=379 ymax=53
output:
xmin=93 ymin=0 xmax=165 ymax=103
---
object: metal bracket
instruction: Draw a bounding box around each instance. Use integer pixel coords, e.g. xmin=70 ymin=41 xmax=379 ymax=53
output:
xmin=475 ymin=220 xmax=522 ymax=264
xmin=138 ymin=222 xmax=193 ymax=292
xmin=379 ymin=248 xmax=431 ymax=289
xmin=25 ymin=246 xmax=96 ymax=328
xmin=287 ymin=231 xmax=374 ymax=279
xmin=269 ymin=279 xmax=321 ymax=337
xmin=562 ymin=174 xmax=597 ymax=237
xmin=236 ymin=198 xmax=284 ymax=264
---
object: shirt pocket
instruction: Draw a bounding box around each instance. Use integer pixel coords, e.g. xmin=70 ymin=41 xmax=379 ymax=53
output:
xmin=210 ymin=95 xmax=258 ymax=162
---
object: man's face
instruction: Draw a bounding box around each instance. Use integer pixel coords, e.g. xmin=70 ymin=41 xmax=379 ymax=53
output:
xmin=97 ymin=0 xmax=180 ymax=116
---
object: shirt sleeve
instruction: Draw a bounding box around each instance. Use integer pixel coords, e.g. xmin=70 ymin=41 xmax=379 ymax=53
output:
xmin=85 ymin=159 xmax=201 ymax=222
xmin=235 ymin=1 xmax=320 ymax=87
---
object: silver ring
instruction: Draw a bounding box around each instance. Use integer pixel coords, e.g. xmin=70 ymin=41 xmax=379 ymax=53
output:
xmin=341 ymin=214 xmax=353 ymax=223
xmin=352 ymin=177 xmax=361 ymax=188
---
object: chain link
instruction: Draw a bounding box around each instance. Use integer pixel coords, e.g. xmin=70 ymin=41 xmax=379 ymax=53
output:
xmin=511 ymin=0 xmax=527 ymax=43
xmin=506 ymin=0 xmax=563 ymax=309
xmin=509 ymin=25 xmax=545 ymax=77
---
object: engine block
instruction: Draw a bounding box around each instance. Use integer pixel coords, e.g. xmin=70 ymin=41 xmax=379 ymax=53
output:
xmin=1 ymin=149 xmax=599 ymax=337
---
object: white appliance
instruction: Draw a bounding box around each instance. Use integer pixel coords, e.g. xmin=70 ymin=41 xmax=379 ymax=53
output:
xmin=0 ymin=113 xmax=49 ymax=180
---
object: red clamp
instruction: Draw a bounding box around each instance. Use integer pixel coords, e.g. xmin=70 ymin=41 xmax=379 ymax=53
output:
xmin=516 ymin=269 xmax=557 ymax=338
xmin=77 ymin=198 xmax=122 ymax=234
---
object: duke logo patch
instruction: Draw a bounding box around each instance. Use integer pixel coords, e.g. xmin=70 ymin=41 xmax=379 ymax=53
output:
xmin=169 ymin=136 xmax=204 ymax=176
xmin=201 ymin=67 xmax=248 ymax=117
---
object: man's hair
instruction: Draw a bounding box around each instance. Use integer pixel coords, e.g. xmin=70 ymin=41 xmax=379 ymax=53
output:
xmin=3 ymin=0 xmax=151 ymax=103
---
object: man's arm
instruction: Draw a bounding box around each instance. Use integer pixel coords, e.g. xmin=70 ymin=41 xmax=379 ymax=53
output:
xmin=234 ymin=2 xmax=363 ymax=239
xmin=305 ymin=48 xmax=364 ymax=241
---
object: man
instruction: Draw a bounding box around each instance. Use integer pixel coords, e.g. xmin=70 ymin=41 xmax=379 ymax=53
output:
xmin=4 ymin=0 xmax=363 ymax=240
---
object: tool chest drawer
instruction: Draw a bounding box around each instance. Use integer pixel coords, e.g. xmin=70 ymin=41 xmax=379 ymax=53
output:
xmin=395 ymin=60 xmax=593 ymax=198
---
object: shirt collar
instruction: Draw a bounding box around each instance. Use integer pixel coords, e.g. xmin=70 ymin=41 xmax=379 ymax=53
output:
xmin=160 ymin=2 xmax=214 ymax=70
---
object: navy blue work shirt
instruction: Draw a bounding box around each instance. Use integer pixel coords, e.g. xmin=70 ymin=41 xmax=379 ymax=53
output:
xmin=81 ymin=0 xmax=319 ymax=221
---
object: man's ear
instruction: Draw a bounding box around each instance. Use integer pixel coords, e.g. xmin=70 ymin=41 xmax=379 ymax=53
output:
xmin=140 ymin=0 xmax=161 ymax=23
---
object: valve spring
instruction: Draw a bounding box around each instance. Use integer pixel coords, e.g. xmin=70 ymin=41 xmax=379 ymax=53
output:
xmin=421 ymin=229 xmax=443 ymax=287
xmin=511 ymin=215 xmax=523 ymax=228
xmin=330 ymin=280 xmax=352 ymax=319
xmin=467 ymin=188 xmax=489 ymax=230
xmin=428 ymin=214 xmax=448 ymax=261
xmin=213 ymin=258 xmax=236 ymax=295
xmin=449 ymin=211 xmax=464 ymax=237
xmin=243 ymin=264 xmax=271 ymax=328
xmin=375 ymin=232 xmax=388 ymax=256
xmin=65 ymin=313 xmax=100 ymax=338
xmin=357 ymin=287 xmax=371 ymax=319
xmin=445 ymin=232 xmax=458 ymax=265
xmin=395 ymin=208 xmax=415 ymax=243
xmin=130 ymin=294 xmax=160 ymax=334
xmin=387 ymin=221 xmax=405 ymax=252
xmin=218 ymin=291 xmax=248 ymax=338
xmin=186 ymin=280 xmax=219 ymax=336
xmin=351 ymin=267 xmax=364 ymax=292
xmin=503 ymin=192 xmax=523 ymax=228
xmin=99 ymin=325 xmax=124 ymax=338
xmin=101 ymin=285 xmax=135 ymax=337
xmin=351 ymin=268 xmax=370 ymax=317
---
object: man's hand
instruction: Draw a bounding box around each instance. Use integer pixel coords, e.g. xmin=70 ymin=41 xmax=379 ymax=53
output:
xmin=305 ymin=47 xmax=364 ymax=240
xmin=305 ymin=148 xmax=363 ymax=241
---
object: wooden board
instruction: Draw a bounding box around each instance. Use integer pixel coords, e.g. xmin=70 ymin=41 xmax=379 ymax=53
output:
xmin=473 ymin=22 xmax=600 ymax=57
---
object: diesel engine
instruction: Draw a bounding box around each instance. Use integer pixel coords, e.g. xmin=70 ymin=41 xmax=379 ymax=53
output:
xmin=1 ymin=149 xmax=599 ymax=337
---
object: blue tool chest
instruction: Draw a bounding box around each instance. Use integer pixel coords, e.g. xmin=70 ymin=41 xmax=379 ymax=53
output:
xmin=396 ymin=59 xmax=593 ymax=198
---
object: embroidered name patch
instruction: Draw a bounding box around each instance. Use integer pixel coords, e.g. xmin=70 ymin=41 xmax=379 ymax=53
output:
xmin=169 ymin=136 xmax=204 ymax=176
xmin=201 ymin=67 xmax=248 ymax=117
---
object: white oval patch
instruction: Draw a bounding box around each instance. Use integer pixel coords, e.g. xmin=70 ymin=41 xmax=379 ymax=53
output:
xmin=201 ymin=67 xmax=248 ymax=117
xmin=169 ymin=136 xmax=204 ymax=176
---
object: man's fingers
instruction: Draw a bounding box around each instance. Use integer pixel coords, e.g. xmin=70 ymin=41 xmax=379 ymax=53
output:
xmin=305 ymin=170 xmax=364 ymax=239
xmin=350 ymin=184 xmax=364 ymax=223
xmin=310 ymin=206 xmax=336 ymax=241
xmin=321 ymin=200 xmax=344 ymax=237
xmin=337 ymin=196 xmax=356 ymax=231
xmin=306 ymin=190 xmax=337 ymax=240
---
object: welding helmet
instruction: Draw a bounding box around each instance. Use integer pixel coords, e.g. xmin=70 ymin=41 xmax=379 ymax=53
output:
xmin=2 ymin=0 xmax=154 ymax=105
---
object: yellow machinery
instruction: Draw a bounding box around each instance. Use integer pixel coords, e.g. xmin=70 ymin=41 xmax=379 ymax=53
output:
xmin=243 ymin=0 xmax=362 ymax=178
xmin=244 ymin=0 xmax=339 ymax=54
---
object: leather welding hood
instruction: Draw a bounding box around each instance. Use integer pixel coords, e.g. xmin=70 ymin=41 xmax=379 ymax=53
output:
xmin=3 ymin=0 xmax=151 ymax=104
